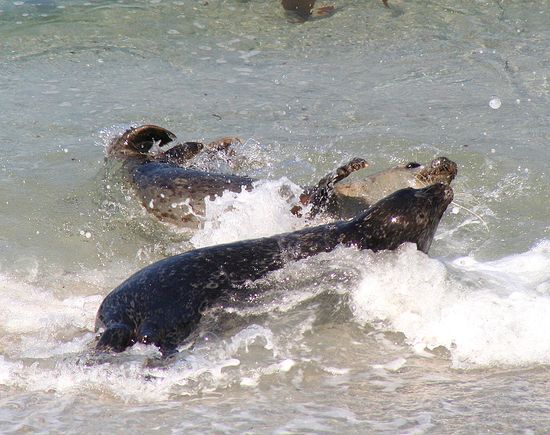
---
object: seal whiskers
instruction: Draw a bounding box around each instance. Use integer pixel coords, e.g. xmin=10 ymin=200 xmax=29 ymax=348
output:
xmin=449 ymin=200 xmax=490 ymax=232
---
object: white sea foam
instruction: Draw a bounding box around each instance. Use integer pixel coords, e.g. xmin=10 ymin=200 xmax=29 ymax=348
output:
xmin=0 ymin=270 xmax=290 ymax=401
xmin=0 ymin=273 xmax=101 ymax=358
xmin=190 ymin=178 xmax=307 ymax=248
xmin=351 ymin=240 xmax=550 ymax=368
xmin=2 ymin=220 xmax=549 ymax=403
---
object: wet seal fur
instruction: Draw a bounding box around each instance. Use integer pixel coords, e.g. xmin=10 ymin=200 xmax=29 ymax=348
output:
xmin=106 ymin=125 xmax=370 ymax=226
xmin=281 ymin=0 xmax=388 ymax=21
xmin=95 ymin=183 xmax=454 ymax=356
xmin=106 ymin=125 xmax=254 ymax=227
xmin=106 ymin=125 xmax=457 ymax=226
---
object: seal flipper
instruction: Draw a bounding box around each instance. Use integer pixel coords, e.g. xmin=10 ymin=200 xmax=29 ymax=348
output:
xmin=203 ymin=137 xmax=242 ymax=160
xmin=96 ymin=323 xmax=135 ymax=353
xmin=107 ymin=124 xmax=177 ymax=158
xmin=123 ymin=125 xmax=176 ymax=154
xmin=296 ymin=157 xmax=368 ymax=218
xmin=137 ymin=311 xmax=202 ymax=357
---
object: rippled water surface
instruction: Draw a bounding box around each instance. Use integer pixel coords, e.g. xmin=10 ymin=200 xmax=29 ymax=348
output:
xmin=1 ymin=0 xmax=549 ymax=433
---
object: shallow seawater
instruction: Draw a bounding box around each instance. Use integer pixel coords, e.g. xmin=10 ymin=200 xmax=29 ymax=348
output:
xmin=1 ymin=0 xmax=549 ymax=432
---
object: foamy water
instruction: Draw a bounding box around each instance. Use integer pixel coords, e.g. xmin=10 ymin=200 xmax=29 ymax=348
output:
xmin=1 ymin=0 xmax=550 ymax=432
xmin=352 ymin=241 xmax=550 ymax=369
xmin=190 ymin=178 xmax=307 ymax=248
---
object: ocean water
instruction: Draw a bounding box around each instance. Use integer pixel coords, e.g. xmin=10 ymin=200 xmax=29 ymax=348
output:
xmin=1 ymin=0 xmax=549 ymax=432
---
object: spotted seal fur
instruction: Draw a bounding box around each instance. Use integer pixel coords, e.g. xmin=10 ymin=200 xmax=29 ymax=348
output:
xmin=95 ymin=182 xmax=453 ymax=355
xmin=106 ymin=125 xmax=369 ymax=227
xmin=106 ymin=125 xmax=256 ymax=226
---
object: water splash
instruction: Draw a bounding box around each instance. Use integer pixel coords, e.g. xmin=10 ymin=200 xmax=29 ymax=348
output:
xmin=351 ymin=241 xmax=550 ymax=368
xmin=190 ymin=178 xmax=307 ymax=248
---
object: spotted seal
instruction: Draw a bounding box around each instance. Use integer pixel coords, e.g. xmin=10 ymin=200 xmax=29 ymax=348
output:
xmin=95 ymin=182 xmax=453 ymax=355
xmin=106 ymin=125 xmax=457 ymax=226
xmin=323 ymin=157 xmax=458 ymax=219
xmin=106 ymin=125 xmax=369 ymax=227
xmin=106 ymin=125 xmax=257 ymax=226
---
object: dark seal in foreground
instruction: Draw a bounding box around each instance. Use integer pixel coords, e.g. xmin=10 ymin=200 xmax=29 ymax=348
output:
xmin=95 ymin=183 xmax=453 ymax=356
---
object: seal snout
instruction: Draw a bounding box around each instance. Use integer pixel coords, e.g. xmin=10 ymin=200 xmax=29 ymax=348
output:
xmin=430 ymin=157 xmax=458 ymax=181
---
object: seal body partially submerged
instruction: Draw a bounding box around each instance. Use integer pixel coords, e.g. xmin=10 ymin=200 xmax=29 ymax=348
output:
xmin=106 ymin=125 xmax=457 ymax=227
xmin=281 ymin=0 xmax=388 ymax=21
xmin=132 ymin=163 xmax=254 ymax=226
xmin=106 ymin=125 xmax=254 ymax=227
xmin=106 ymin=125 xmax=370 ymax=227
xmin=95 ymin=183 xmax=454 ymax=355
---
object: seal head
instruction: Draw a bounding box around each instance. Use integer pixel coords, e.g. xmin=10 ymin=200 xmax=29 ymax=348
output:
xmin=330 ymin=156 xmax=457 ymax=219
xmin=345 ymin=182 xmax=453 ymax=253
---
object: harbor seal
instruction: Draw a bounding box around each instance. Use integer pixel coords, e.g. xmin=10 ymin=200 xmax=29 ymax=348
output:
xmin=324 ymin=157 xmax=458 ymax=219
xmin=106 ymin=125 xmax=457 ymax=226
xmin=106 ymin=125 xmax=369 ymax=227
xmin=106 ymin=125 xmax=256 ymax=226
xmin=95 ymin=182 xmax=453 ymax=355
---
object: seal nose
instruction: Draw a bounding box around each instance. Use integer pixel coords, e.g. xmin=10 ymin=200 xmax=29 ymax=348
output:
xmin=430 ymin=157 xmax=458 ymax=179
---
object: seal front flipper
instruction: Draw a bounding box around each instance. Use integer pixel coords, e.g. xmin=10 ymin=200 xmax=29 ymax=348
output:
xmin=137 ymin=310 xmax=202 ymax=357
xmin=96 ymin=323 xmax=135 ymax=353
xmin=296 ymin=157 xmax=368 ymax=218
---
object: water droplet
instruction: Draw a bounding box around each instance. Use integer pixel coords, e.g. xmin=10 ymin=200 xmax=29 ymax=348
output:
xmin=489 ymin=97 xmax=502 ymax=109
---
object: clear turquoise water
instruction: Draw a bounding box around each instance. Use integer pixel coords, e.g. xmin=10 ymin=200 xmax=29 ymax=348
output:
xmin=0 ymin=0 xmax=549 ymax=432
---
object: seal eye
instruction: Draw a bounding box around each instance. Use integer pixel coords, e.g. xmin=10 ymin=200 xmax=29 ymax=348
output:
xmin=405 ymin=162 xmax=421 ymax=169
